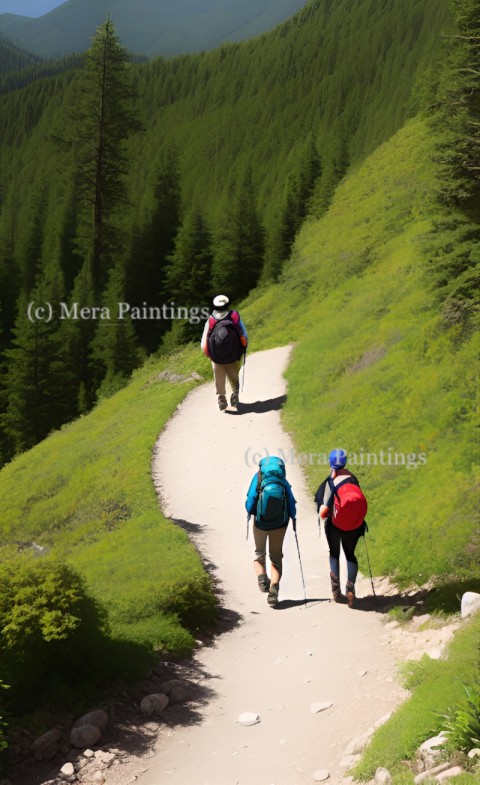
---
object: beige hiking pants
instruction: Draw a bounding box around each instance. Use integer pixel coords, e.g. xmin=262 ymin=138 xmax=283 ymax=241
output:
xmin=253 ymin=524 xmax=288 ymax=575
xmin=212 ymin=361 xmax=240 ymax=397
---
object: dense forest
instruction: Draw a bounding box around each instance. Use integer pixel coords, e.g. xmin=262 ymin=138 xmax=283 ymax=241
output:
xmin=0 ymin=0 xmax=458 ymax=465
xmin=0 ymin=0 xmax=479 ymax=766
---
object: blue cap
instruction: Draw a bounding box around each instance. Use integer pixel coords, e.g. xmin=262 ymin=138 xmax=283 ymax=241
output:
xmin=329 ymin=449 xmax=347 ymax=469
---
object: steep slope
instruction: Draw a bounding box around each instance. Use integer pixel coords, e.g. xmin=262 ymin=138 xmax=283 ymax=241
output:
xmin=241 ymin=115 xmax=479 ymax=585
xmin=0 ymin=0 xmax=309 ymax=58
xmin=0 ymin=33 xmax=40 ymax=72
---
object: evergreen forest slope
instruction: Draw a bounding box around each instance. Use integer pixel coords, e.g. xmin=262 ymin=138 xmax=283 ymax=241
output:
xmin=0 ymin=0 xmax=453 ymax=465
xmin=0 ymin=0 xmax=309 ymax=58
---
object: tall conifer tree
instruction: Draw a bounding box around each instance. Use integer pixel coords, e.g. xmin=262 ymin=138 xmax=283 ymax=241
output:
xmin=72 ymin=14 xmax=139 ymax=295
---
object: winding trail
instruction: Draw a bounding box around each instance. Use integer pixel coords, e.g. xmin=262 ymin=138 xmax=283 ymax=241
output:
xmin=141 ymin=346 xmax=406 ymax=785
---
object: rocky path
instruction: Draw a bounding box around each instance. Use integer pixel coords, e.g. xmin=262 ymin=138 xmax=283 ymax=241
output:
xmin=136 ymin=346 xmax=407 ymax=785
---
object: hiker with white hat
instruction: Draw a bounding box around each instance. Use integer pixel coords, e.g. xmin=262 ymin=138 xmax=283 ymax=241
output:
xmin=201 ymin=295 xmax=248 ymax=411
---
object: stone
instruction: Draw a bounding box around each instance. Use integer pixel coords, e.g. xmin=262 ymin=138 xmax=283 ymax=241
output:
xmin=92 ymin=773 xmax=105 ymax=783
xmin=374 ymin=713 xmax=392 ymax=728
xmin=468 ymin=748 xmax=480 ymax=759
xmin=416 ymin=732 xmax=449 ymax=770
xmin=313 ymin=770 xmax=330 ymax=781
xmin=31 ymin=728 xmax=62 ymax=761
xmin=339 ymin=755 xmax=361 ymax=768
xmin=168 ymin=684 xmax=193 ymax=704
xmin=83 ymin=749 xmax=95 ymax=758
xmin=70 ymin=724 xmax=102 ymax=749
xmin=311 ymin=702 xmax=333 ymax=714
xmin=73 ymin=709 xmax=108 ymax=733
xmin=94 ymin=750 xmax=115 ymax=764
xmin=374 ymin=767 xmax=391 ymax=785
xmin=436 ymin=766 xmax=464 ymax=782
xmin=238 ymin=712 xmax=260 ymax=726
xmin=60 ymin=762 xmax=75 ymax=777
xmin=140 ymin=693 xmax=169 ymax=716
xmin=343 ymin=727 xmax=374 ymax=756
xmin=414 ymin=762 xmax=452 ymax=784
xmin=461 ymin=592 xmax=480 ymax=618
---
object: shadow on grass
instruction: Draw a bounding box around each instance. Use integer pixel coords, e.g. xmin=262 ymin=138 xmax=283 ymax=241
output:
xmin=228 ymin=394 xmax=287 ymax=414
xmin=351 ymin=578 xmax=480 ymax=614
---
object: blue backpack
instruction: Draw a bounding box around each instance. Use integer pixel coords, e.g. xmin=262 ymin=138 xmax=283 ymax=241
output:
xmin=255 ymin=456 xmax=289 ymax=530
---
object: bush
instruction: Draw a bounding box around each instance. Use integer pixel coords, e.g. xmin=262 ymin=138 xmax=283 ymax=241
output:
xmin=0 ymin=554 xmax=109 ymax=710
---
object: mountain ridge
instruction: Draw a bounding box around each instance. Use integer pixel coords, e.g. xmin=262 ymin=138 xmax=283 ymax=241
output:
xmin=0 ymin=0 xmax=310 ymax=57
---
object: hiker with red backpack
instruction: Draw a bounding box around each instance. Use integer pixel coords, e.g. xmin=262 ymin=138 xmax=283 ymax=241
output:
xmin=315 ymin=449 xmax=368 ymax=608
xmin=245 ymin=456 xmax=297 ymax=607
xmin=201 ymin=294 xmax=248 ymax=411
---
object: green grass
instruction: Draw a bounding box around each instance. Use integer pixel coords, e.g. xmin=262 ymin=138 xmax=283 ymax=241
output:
xmin=0 ymin=347 xmax=216 ymax=659
xmin=353 ymin=613 xmax=480 ymax=782
xmin=241 ymin=116 xmax=479 ymax=587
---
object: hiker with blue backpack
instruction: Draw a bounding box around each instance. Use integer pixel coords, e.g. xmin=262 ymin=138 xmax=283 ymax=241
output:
xmin=315 ymin=449 xmax=368 ymax=608
xmin=201 ymin=294 xmax=248 ymax=411
xmin=245 ymin=456 xmax=297 ymax=607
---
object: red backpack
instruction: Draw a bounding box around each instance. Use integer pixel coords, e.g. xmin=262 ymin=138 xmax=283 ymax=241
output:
xmin=327 ymin=476 xmax=367 ymax=531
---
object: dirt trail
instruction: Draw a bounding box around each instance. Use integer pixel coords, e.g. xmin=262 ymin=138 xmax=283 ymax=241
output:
xmin=134 ymin=346 xmax=409 ymax=785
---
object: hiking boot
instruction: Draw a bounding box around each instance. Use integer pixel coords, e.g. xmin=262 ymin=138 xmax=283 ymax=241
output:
xmin=267 ymin=583 xmax=279 ymax=607
xmin=330 ymin=571 xmax=342 ymax=603
xmin=258 ymin=574 xmax=271 ymax=593
xmin=346 ymin=581 xmax=355 ymax=608
xmin=218 ymin=395 xmax=228 ymax=411
xmin=230 ymin=390 xmax=239 ymax=407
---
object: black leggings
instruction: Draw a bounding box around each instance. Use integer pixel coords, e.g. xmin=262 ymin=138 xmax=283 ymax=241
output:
xmin=325 ymin=521 xmax=365 ymax=564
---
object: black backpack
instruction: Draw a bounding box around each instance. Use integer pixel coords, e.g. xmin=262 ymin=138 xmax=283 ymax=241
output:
xmin=207 ymin=311 xmax=243 ymax=365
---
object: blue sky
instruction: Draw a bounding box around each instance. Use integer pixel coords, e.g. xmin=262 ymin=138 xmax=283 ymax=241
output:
xmin=0 ymin=0 xmax=64 ymax=16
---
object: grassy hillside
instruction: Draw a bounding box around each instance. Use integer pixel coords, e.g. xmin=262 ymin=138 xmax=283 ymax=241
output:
xmin=240 ymin=116 xmax=479 ymax=588
xmin=0 ymin=348 xmax=216 ymax=665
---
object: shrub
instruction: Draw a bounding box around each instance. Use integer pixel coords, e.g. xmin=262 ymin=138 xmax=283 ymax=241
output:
xmin=0 ymin=554 xmax=108 ymax=710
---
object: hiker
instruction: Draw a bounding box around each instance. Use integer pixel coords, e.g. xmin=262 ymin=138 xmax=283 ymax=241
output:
xmin=201 ymin=294 xmax=248 ymax=411
xmin=245 ymin=455 xmax=297 ymax=607
xmin=315 ymin=449 xmax=368 ymax=608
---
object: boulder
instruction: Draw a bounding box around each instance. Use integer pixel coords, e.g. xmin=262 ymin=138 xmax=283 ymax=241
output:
xmin=461 ymin=592 xmax=480 ymax=618
xmin=30 ymin=728 xmax=62 ymax=761
xmin=73 ymin=709 xmax=108 ymax=733
xmin=70 ymin=725 xmax=102 ymax=749
xmin=140 ymin=693 xmax=169 ymax=716
xmin=70 ymin=709 xmax=108 ymax=748
xmin=414 ymin=762 xmax=452 ymax=784
xmin=436 ymin=766 xmax=464 ymax=782
xmin=416 ymin=732 xmax=449 ymax=771
xmin=374 ymin=768 xmax=391 ymax=785
xmin=343 ymin=727 xmax=374 ymax=756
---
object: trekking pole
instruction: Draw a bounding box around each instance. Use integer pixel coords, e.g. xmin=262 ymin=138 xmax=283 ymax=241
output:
xmin=246 ymin=514 xmax=250 ymax=541
xmin=293 ymin=524 xmax=307 ymax=608
xmin=363 ymin=528 xmax=377 ymax=600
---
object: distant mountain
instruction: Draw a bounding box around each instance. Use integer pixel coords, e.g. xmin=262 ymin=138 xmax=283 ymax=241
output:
xmin=0 ymin=0 xmax=309 ymax=58
xmin=0 ymin=32 xmax=40 ymax=73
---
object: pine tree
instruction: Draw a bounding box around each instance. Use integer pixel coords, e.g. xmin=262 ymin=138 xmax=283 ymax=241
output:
xmin=211 ymin=172 xmax=264 ymax=299
xmin=89 ymin=262 xmax=142 ymax=399
xmin=2 ymin=285 xmax=75 ymax=454
xmin=72 ymin=14 xmax=139 ymax=295
xmin=125 ymin=146 xmax=182 ymax=352
xmin=164 ymin=209 xmax=214 ymax=341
